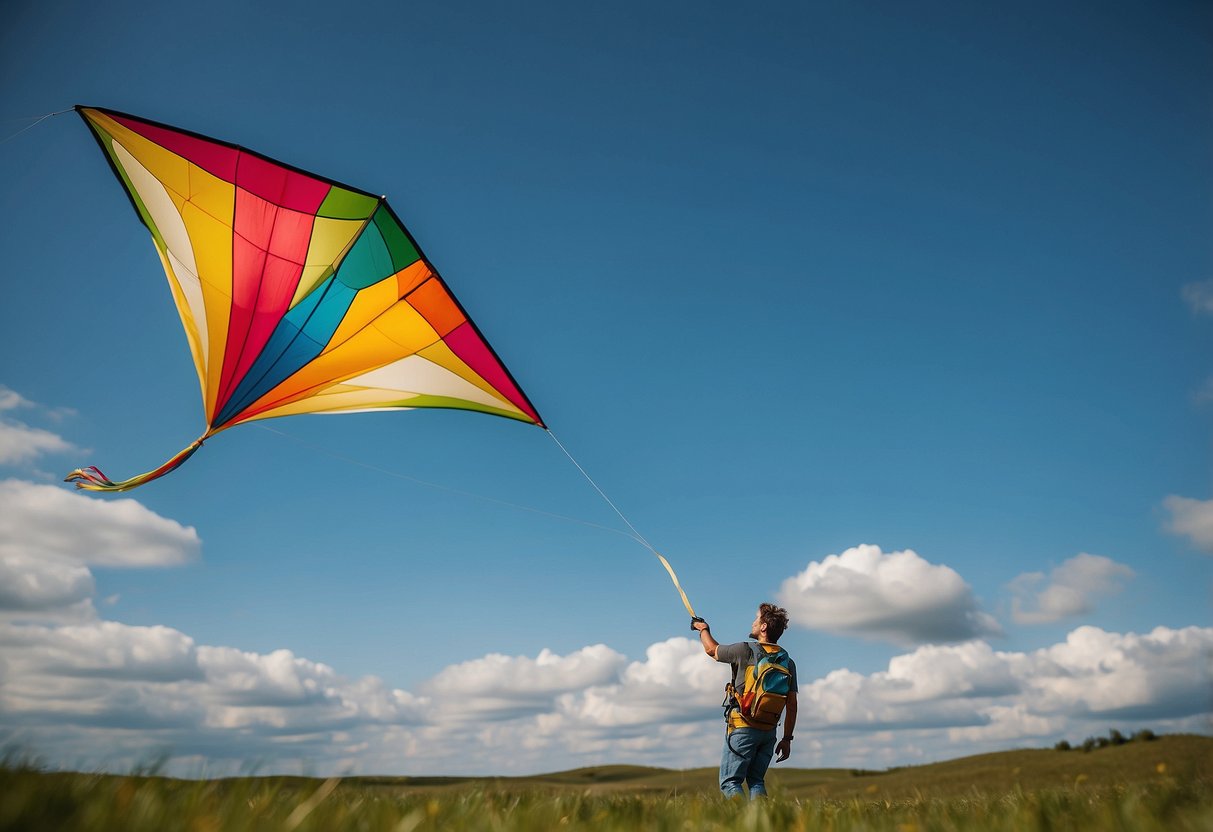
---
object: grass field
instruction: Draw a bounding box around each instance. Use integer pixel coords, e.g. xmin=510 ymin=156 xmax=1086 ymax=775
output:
xmin=2 ymin=734 xmax=1209 ymax=830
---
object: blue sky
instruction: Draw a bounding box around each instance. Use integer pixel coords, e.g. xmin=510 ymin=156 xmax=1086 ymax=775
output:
xmin=1 ymin=0 xmax=1210 ymax=775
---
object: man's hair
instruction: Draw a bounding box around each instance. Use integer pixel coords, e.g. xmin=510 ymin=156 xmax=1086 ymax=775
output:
xmin=759 ymin=603 xmax=790 ymax=642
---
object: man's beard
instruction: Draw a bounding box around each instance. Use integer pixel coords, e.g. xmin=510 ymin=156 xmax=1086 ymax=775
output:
xmin=749 ymin=630 xmax=759 ymax=640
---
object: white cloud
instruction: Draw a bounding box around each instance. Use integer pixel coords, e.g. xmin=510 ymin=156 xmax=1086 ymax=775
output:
xmin=0 ymin=386 xmax=33 ymax=412
xmin=2 ymin=622 xmax=1209 ymax=777
xmin=790 ymin=641 xmax=1023 ymax=733
xmin=790 ymin=626 xmax=1213 ymax=739
xmin=776 ymin=544 xmax=1002 ymax=645
xmin=554 ymin=637 xmax=724 ymax=730
xmin=0 ymin=480 xmax=199 ymax=570
xmin=0 ymin=479 xmax=1206 ymax=776
xmin=1024 ymin=625 xmax=1213 ymax=720
xmin=196 ymin=645 xmax=423 ymax=728
xmin=1163 ymin=495 xmax=1213 ymax=554
xmin=0 ymin=617 xmax=424 ymax=748
xmin=0 ymin=552 xmax=94 ymax=612
xmin=0 ymin=421 xmax=75 ymax=465
xmin=2 ymin=620 xmax=202 ymax=683
xmin=0 ymin=385 xmax=78 ymax=465
xmin=423 ymin=645 xmax=626 ymax=720
xmin=1182 ymin=280 xmax=1213 ymax=315
xmin=0 ymin=480 xmax=198 ymax=616
xmin=947 ymin=703 xmax=1060 ymax=743
xmin=1009 ymin=553 xmax=1135 ymax=624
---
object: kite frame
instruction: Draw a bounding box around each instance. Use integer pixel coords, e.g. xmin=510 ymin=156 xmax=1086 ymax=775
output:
xmin=74 ymin=104 xmax=545 ymax=431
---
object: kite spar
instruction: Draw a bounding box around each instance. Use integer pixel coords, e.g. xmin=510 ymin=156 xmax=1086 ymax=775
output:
xmin=64 ymin=106 xmax=697 ymax=622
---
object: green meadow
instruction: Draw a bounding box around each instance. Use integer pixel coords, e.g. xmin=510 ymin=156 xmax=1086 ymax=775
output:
xmin=2 ymin=734 xmax=1209 ymax=831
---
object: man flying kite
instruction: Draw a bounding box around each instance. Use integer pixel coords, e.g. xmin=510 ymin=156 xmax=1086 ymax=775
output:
xmin=693 ymin=603 xmax=798 ymax=799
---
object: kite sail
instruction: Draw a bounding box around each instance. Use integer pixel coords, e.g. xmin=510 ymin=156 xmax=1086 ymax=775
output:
xmin=66 ymin=106 xmax=544 ymax=492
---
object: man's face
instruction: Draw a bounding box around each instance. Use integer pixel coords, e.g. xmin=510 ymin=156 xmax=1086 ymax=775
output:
xmin=749 ymin=609 xmax=764 ymax=640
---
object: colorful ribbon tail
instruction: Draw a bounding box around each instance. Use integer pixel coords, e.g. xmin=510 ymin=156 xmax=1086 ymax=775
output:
xmin=64 ymin=437 xmax=206 ymax=492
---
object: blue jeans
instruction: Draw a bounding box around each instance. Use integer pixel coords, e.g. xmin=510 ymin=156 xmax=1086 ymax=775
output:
xmin=719 ymin=727 xmax=777 ymax=798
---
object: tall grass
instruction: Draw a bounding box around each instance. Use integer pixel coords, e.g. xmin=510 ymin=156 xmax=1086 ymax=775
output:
xmin=2 ymin=762 xmax=1210 ymax=832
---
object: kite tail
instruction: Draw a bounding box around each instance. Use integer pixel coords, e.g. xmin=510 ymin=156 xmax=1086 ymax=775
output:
xmin=64 ymin=435 xmax=207 ymax=492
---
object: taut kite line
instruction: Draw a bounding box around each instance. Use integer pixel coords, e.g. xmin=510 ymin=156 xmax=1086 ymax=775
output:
xmin=63 ymin=106 xmax=697 ymax=622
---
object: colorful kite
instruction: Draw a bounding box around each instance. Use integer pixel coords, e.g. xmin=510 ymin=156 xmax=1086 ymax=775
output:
xmin=66 ymin=106 xmax=544 ymax=492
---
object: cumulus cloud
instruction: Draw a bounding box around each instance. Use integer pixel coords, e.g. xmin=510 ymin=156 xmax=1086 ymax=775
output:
xmin=1009 ymin=553 xmax=1135 ymax=624
xmin=1163 ymin=495 xmax=1213 ymax=554
xmin=794 ymin=642 xmax=1018 ymax=732
xmin=0 ymin=480 xmax=199 ymax=570
xmin=197 ymin=645 xmax=423 ymax=729
xmin=0 ymin=623 xmax=717 ymax=774
xmin=1182 ymin=280 xmax=1213 ymax=315
xmin=0 ymin=421 xmax=75 ymax=465
xmin=0 ymin=618 xmax=424 ymax=746
xmin=1024 ymin=625 xmax=1213 ymax=720
xmin=423 ymin=645 xmax=626 ymax=721
xmin=0 ymin=554 xmax=94 ymax=612
xmin=0 ymin=385 xmax=78 ymax=465
xmin=0 ymin=475 xmax=1205 ymax=776
xmin=0 ymin=480 xmax=198 ymax=616
xmin=776 ymin=544 xmax=1002 ymax=645
xmin=554 ymin=637 xmax=725 ymax=730
xmin=0 ymin=386 xmax=33 ymax=413
xmin=4 ymin=620 xmax=202 ymax=683
xmin=802 ymin=626 xmax=1213 ymax=737
xmin=3 ymin=622 xmax=1210 ymax=777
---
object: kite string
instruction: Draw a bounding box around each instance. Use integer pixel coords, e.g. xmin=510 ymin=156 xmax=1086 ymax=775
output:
xmin=256 ymin=423 xmax=697 ymax=617
xmin=545 ymin=429 xmax=657 ymax=552
xmin=1 ymin=108 xmax=72 ymax=145
xmin=545 ymin=428 xmax=698 ymax=619
xmin=252 ymin=423 xmax=642 ymax=543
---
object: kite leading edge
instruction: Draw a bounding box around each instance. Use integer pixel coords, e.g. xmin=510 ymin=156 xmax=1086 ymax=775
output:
xmin=65 ymin=106 xmax=544 ymax=492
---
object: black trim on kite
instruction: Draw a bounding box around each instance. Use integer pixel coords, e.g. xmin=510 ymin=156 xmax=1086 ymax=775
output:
xmin=75 ymin=106 xmax=150 ymax=233
xmin=381 ymin=201 xmax=547 ymax=428
xmin=76 ymin=105 xmax=383 ymax=202
xmin=74 ymin=104 xmax=547 ymax=430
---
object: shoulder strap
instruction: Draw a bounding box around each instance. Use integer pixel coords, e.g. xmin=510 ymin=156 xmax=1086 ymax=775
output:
xmin=754 ymin=642 xmax=789 ymax=663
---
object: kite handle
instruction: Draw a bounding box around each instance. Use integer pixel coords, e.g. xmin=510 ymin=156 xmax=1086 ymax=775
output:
xmin=690 ymin=616 xmax=707 ymax=632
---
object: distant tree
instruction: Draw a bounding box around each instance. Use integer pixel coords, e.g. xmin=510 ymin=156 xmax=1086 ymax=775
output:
xmin=1081 ymin=737 xmax=1097 ymax=753
xmin=1054 ymin=740 xmax=1072 ymax=751
xmin=1095 ymin=736 xmax=1111 ymax=749
xmin=1132 ymin=729 xmax=1158 ymax=743
xmin=1108 ymin=729 xmax=1127 ymax=746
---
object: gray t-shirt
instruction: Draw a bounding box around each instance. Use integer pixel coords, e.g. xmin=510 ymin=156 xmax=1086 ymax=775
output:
xmin=716 ymin=641 xmax=798 ymax=692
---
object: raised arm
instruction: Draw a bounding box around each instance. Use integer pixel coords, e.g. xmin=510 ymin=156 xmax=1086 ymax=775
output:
xmin=692 ymin=619 xmax=719 ymax=658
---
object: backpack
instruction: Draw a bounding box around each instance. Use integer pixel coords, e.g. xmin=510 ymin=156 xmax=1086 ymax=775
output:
xmin=725 ymin=642 xmax=791 ymax=731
